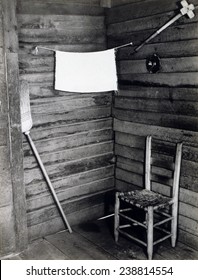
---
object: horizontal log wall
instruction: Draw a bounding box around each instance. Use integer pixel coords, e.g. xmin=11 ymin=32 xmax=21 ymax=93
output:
xmin=111 ymin=0 xmax=146 ymax=7
xmin=107 ymin=0 xmax=198 ymax=249
xmin=17 ymin=0 xmax=114 ymax=241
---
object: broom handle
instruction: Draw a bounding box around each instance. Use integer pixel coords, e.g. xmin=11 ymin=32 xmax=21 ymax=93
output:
xmin=134 ymin=13 xmax=182 ymax=53
xmin=25 ymin=132 xmax=72 ymax=233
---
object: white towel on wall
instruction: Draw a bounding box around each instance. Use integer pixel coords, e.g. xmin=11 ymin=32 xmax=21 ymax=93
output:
xmin=55 ymin=49 xmax=117 ymax=93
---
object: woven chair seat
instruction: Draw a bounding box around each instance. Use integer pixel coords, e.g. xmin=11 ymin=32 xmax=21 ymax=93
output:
xmin=119 ymin=189 xmax=171 ymax=208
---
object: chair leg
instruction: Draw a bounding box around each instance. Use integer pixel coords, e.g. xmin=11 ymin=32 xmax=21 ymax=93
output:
xmin=114 ymin=192 xmax=120 ymax=243
xmin=171 ymin=201 xmax=178 ymax=247
xmin=147 ymin=206 xmax=154 ymax=260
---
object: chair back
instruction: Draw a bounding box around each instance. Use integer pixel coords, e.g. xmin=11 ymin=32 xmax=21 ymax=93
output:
xmin=145 ymin=136 xmax=182 ymax=200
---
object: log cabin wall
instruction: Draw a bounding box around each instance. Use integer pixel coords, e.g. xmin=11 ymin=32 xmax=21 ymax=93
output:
xmin=17 ymin=0 xmax=114 ymax=241
xmin=107 ymin=0 xmax=198 ymax=249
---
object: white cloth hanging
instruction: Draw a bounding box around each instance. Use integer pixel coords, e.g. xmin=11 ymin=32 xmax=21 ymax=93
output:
xmin=55 ymin=49 xmax=118 ymax=93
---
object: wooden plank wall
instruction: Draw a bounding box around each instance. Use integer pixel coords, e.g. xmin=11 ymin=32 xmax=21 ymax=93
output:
xmin=107 ymin=0 xmax=198 ymax=249
xmin=111 ymin=0 xmax=146 ymax=7
xmin=17 ymin=0 xmax=114 ymax=241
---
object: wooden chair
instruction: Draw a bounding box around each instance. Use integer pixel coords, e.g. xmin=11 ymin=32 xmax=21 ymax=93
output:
xmin=114 ymin=136 xmax=183 ymax=260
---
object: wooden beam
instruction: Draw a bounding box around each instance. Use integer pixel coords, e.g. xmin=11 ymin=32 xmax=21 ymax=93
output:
xmin=1 ymin=0 xmax=28 ymax=253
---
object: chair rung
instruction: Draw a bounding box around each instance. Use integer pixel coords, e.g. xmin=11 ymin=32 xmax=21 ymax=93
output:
xmin=119 ymin=213 xmax=147 ymax=228
xmin=120 ymin=208 xmax=133 ymax=213
xmin=153 ymin=201 xmax=172 ymax=210
xmin=155 ymin=209 xmax=172 ymax=218
xmin=118 ymin=229 xmax=147 ymax=247
xmin=153 ymin=234 xmax=172 ymax=246
xmin=154 ymin=226 xmax=171 ymax=235
xmin=154 ymin=217 xmax=173 ymax=227
xmin=119 ymin=224 xmax=131 ymax=229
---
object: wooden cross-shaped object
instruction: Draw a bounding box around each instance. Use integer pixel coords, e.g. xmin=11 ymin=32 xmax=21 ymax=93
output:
xmin=180 ymin=0 xmax=195 ymax=18
xmin=134 ymin=0 xmax=195 ymax=52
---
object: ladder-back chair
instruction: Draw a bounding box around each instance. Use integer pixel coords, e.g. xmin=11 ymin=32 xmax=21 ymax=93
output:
xmin=114 ymin=136 xmax=183 ymax=259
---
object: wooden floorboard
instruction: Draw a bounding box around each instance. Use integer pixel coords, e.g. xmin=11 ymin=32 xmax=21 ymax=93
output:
xmin=3 ymin=255 xmax=22 ymax=260
xmin=18 ymin=239 xmax=69 ymax=260
xmin=73 ymin=220 xmax=148 ymax=260
xmin=45 ymin=230 xmax=116 ymax=260
xmin=74 ymin=219 xmax=168 ymax=260
xmin=4 ymin=219 xmax=198 ymax=260
xmin=157 ymin=240 xmax=198 ymax=260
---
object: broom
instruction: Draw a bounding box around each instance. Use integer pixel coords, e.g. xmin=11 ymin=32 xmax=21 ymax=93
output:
xmin=20 ymin=81 xmax=72 ymax=233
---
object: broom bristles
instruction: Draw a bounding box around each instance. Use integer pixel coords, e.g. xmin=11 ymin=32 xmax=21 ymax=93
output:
xmin=20 ymin=81 xmax=33 ymax=134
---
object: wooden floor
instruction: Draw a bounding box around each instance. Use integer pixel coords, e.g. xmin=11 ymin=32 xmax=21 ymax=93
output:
xmin=5 ymin=219 xmax=198 ymax=260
